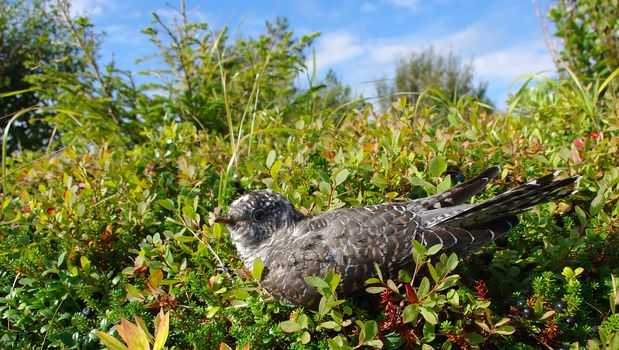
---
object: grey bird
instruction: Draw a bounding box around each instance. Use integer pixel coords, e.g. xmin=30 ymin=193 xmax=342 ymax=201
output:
xmin=215 ymin=166 xmax=579 ymax=308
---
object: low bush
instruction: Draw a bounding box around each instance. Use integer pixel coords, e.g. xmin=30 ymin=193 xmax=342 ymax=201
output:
xmin=1 ymin=1 xmax=618 ymax=349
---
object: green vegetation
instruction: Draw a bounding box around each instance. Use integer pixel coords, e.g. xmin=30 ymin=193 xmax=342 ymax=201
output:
xmin=375 ymin=47 xmax=491 ymax=113
xmin=1 ymin=0 xmax=618 ymax=349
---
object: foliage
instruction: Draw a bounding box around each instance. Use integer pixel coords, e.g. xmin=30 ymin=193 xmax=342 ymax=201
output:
xmin=1 ymin=2 xmax=619 ymax=349
xmin=0 ymin=0 xmax=83 ymax=152
xmin=549 ymin=0 xmax=619 ymax=82
xmin=375 ymin=47 xmax=491 ymax=114
xmin=96 ymin=308 xmax=170 ymax=350
xmin=139 ymin=15 xmax=318 ymax=133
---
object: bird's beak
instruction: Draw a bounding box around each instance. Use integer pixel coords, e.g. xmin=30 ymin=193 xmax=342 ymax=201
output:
xmin=214 ymin=215 xmax=234 ymax=224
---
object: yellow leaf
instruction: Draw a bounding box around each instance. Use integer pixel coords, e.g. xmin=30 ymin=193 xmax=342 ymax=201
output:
xmin=96 ymin=331 xmax=129 ymax=350
xmin=153 ymin=309 xmax=170 ymax=350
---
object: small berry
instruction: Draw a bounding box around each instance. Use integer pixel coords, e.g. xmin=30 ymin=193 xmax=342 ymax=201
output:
xmin=558 ymin=346 xmax=569 ymax=350
xmin=522 ymin=307 xmax=534 ymax=318
xmin=481 ymin=252 xmax=493 ymax=263
xmin=565 ymin=316 xmax=576 ymax=325
xmin=591 ymin=325 xmax=599 ymax=333
xmin=456 ymin=173 xmax=466 ymax=183
xmin=82 ymin=307 xmax=91 ymax=317
xmin=554 ymin=301 xmax=567 ymax=312
xmin=495 ymin=236 xmax=508 ymax=247
xmin=516 ymin=299 xmax=527 ymax=308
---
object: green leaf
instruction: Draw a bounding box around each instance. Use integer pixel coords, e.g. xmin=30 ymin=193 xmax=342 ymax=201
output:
xmin=534 ymin=299 xmax=544 ymax=316
xmin=252 ymin=256 xmax=264 ymax=280
xmin=419 ymin=307 xmax=438 ymax=325
xmin=371 ymin=173 xmax=388 ymax=189
xmin=365 ymin=286 xmax=386 ymax=294
xmin=446 ymin=253 xmax=459 ymax=272
xmin=387 ymin=279 xmax=399 ymax=292
xmin=418 ymin=277 xmax=430 ymax=299
xmin=305 ymin=276 xmax=330 ymax=290
xmin=121 ymin=318 xmax=150 ymax=350
xmin=398 ymin=269 xmax=412 ymax=283
xmin=410 ymin=177 xmax=435 ymax=191
xmin=562 ymin=267 xmax=574 ymax=279
xmin=427 ymin=263 xmax=439 ymax=283
xmin=365 ymin=339 xmax=384 ymax=348
xmin=148 ymin=269 xmax=163 ymax=288
xmin=447 ymin=289 xmax=459 ymax=306
xmin=80 ymin=256 xmax=90 ymax=273
xmin=297 ymin=314 xmax=311 ymax=329
xmin=590 ymin=191 xmax=606 ymax=215
xmin=437 ymin=175 xmax=452 ymax=193
xmin=466 ymin=332 xmax=484 ymax=344
xmin=494 ymin=325 xmax=515 ymax=335
xmin=206 ymin=306 xmax=220 ymax=318
xmin=412 ymin=240 xmax=426 ymax=264
xmin=426 ymin=244 xmax=442 ymax=256
xmin=153 ymin=310 xmax=170 ymax=350
xmin=365 ymin=277 xmax=382 ymax=285
xmin=437 ymin=275 xmax=459 ymax=291
xmin=96 ymin=331 xmax=128 ymax=350
xmin=421 ymin=321 xmax=436 ymax=342
xmin=333 ymin=168 xmax=350 ymax=187
xmin=329 ymin=273 xmax=341 ymax=290
xmin=320 ymin=321 xmax=340 ymax=330
xmin=373 ymin=262 xmax=384 ymax=281
xmin=574 ymin=205 xmax=587 ymax=226
xmin=157 ymin=199 xmax=175 ymax=211
xmin=270 ymin=159 xmax=282 ymax=178
xmin=402 ymin=304 xmax=419 ymax=324
xmin=280 ymin=320 xmax=301 ymax=333
xmin=301 ymin=331 xmax=311 ymax=344
xmin=266 ymin=150 xmax=276 ymax=169
xmin=327 ymin=335 xmax=351 ymax=350
xmin=428 ymin=156 xmax=447 ymax=178
xmin=361 ymin=320 xmax=378 ymax=342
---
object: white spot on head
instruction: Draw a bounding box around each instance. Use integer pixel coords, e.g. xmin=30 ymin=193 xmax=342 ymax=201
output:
xmin=232 ymin=194 xmax=252 ymax=206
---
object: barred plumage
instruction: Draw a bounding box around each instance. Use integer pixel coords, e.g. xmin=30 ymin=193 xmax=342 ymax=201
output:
xmin=215 ymin=166 xmax=579 ymax=307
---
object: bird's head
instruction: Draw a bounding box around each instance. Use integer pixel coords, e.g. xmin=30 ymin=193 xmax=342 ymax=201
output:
xmin=215 ymin=189 xmax=305 ymax=257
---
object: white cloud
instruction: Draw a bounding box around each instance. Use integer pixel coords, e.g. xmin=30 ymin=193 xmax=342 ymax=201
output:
xmin=368 ymin=44 xmax=412 ymax=64
xmin=361 ymin=2 xmax=378 ymax=13
xmin=388 ymin=0 xmax=420 ymax=11
xmin=306 ymin=8 xmax=555 ymax=107
xmin=70 ymin=0 xmax=103 ymax=17
xmin=314 ymin=32 xmax=365 ymax=68
xmin=473 ymin=47 xmax=555 ymax=81
xmin=155 ymin=6 xmax=215 ymax=26
xmin=102 ymin=25 xmax=144 ymax=46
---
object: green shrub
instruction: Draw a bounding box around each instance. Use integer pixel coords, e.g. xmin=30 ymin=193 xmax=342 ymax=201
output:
xmin=1 ymin=3 xmax=619 ymax=349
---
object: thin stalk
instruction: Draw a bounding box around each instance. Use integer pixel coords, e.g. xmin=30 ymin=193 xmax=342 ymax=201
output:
xmin=247 ymin=85 xmax=260 ymax=157
xmin=2 ymin=107 xmax=38 ymax=194
xmin=56 ymin=0 xmax=121 ymax=123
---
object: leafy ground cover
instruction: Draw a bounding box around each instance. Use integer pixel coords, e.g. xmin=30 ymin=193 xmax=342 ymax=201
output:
xmin=1 ymin=1 xmax=619 ymax=349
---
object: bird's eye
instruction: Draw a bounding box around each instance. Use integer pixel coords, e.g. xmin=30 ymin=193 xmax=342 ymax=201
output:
xmin=253 ymin=209 xmax=267 ymax=222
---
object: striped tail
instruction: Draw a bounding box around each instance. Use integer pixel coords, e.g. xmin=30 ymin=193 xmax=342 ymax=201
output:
xmin=416 ymin=168 xmax=580 ymax=254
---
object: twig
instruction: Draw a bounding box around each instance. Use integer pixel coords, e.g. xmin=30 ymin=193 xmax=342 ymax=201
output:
xmin=532 ymin=0 xmax=562 ymax=70
xmin=177 ymin=213 xmax=233 ymax=282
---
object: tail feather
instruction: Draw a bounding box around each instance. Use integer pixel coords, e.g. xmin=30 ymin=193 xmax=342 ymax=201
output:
xmin=408 ymin=166 xmax=500 ymax=211
xmin=418 ymin=216 xmax=519 ymax=254
xmin=443 ymin=172 xmax=579 ymax=227
xmin=420 ymin=169 xmax=580 ymax=228
xmin=415 ymin=168 xmax=579 ymax=255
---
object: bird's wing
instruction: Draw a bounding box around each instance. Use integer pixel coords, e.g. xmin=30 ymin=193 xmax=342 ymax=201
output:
xmin=259 ymin=203 xmax=519 ymax=307
xmin=258 ymin=204 xmax=420 ymax=307
xmin=405 ymin=166 xmax=500 ymax=211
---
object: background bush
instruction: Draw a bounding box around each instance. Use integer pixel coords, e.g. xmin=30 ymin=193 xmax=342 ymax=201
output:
xmin=1 ymin=0 xmax=618 ymax=349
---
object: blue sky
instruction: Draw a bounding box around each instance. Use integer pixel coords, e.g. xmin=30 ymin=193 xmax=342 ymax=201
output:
xmin=71 ymin=0 xmax=558 ymax=108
